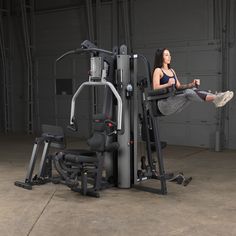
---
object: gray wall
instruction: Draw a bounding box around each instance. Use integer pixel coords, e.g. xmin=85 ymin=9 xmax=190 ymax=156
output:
xmin=228 ymin=18 xmax=236 ymax=149
xmin=1 ymin=0 xmax=235 ymax=149
xmin=35 ymin=6 xmax=92 ymax=137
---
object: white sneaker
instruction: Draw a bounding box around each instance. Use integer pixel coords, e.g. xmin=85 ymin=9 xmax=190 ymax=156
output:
xmin=213 ymin=91 xmax=234 ymax=107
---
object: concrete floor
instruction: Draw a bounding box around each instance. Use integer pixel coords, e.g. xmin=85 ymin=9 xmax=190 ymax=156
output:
xmin=0 ymin=135 xmax=236 ymax=236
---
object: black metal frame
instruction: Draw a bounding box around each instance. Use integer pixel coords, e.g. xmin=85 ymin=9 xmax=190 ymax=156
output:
xmin=53 ymin=150 xmax=103 ymax=198
xmin=52 ymin=114 xmax=119 ymax=198
xmin=133 ymin=55 xmax=175 ymax=195
xmin=15 ymin=124 xmax=65 ymax=190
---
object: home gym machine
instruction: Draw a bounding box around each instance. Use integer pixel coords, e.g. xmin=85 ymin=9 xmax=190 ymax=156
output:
xmin=15 ymin=40 xmax=190 ymax=197
xmin=135 ymin=56 xmax=192 ymax=191
xmin=51 ymin=40 xmax=173 ymax=195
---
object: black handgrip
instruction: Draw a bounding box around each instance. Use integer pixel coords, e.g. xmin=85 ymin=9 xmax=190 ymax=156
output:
xmin=67 ymin=117 xmax=78 ymax=132
xmin=171 ymin=84 xmax=176 ymax=92
xmin=67 ymin=125 xmax=77 ymax=132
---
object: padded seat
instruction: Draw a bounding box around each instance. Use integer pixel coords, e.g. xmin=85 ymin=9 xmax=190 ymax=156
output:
xmin=52 ymin=113 xmax=119 ymax=197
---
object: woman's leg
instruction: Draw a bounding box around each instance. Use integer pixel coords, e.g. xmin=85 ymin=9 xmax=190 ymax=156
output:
xmin=157 ymin=94 xmax=191 ymax=116
xmin=183 ymin=88 xmax=208 ymax=102
xmin=212 ymin=91 xmax=234 ymax=107
xmin=205 ymin=94 xmax=215 ymax=102
xmin=157 ymin=89 xmax=234 ymax=116
xmin=188 ymin=89 xmax=234 ymax=107
xmin=157 ymin=89 xmax=206 ymax=116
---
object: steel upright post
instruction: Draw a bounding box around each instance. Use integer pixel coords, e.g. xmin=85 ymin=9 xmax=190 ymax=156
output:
xmin=117 ymin=47 xmax=131 ymax=188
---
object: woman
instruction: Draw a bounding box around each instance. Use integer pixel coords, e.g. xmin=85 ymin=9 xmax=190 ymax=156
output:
xmin=152 ymin=48 xmax=234 ymax=115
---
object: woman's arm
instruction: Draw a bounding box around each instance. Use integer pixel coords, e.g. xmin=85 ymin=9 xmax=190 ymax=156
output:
xmin=172 ymin=69 xmax=196 ymax=90
xmin=152 ymin=68 xmax=175 ymax=90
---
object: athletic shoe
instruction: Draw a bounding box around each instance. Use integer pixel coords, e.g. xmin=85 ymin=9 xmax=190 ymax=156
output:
xmin=213 ymin=91 xmax=234 ymax=107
